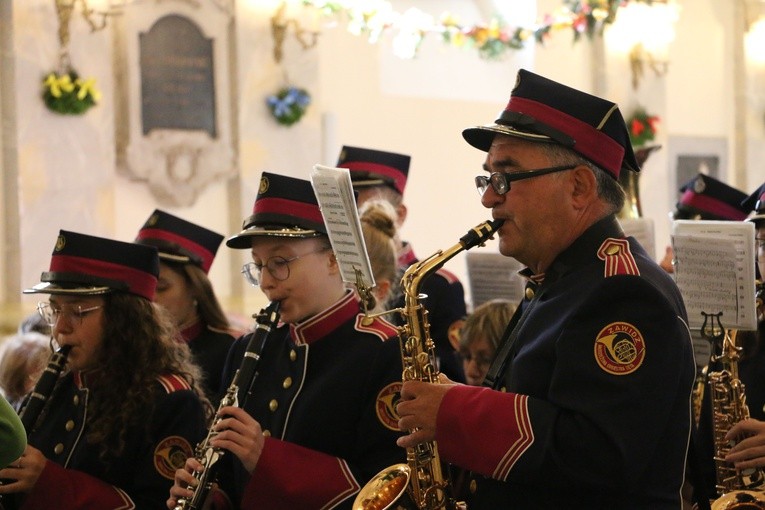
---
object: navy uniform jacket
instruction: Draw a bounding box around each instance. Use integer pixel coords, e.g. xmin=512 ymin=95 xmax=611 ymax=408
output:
xmin=391 ymin=242 xmax=467 ymax=383
xmin=216 ymin=291 xmax=405 ymax=510
xmin=434 ymin=215 xmax=695 ymax=509
xmin=182 ymin=320 xmax=235 ymax=405
xmin=18 ymin=371 xmax=207 ymax=510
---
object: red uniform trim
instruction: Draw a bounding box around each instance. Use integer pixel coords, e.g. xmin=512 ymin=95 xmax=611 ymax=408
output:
xmin=242 ymin=437 xmax=360 ymax=510
xmin=679 ymin=190 xmax=749 ymax=221
xmin=156 ymin=373 xmax=192 ymax=393
xmin=597 ymin=239 xmax=640 ymax=277
xmin=337 ymin=161 xmax=407 ymax=195
xmin=436 ymin=385 xmax=534 ymax=481
xmin=291 ymin=292 xmax=359 ymax=345
xmin=136 ymin=228 xmax=216 ymax=272
xmin=435 ymin=267 xmax=460 ymax=284
xmin=355 ymin=314 xmax=398 ymax=341
xmin=20 ymin=460 xmax=135 ymax=510
xmin=253 ymin=197 xmax=324 ymax=225
xmin=50 ymin=254 xmax=157 ymax=300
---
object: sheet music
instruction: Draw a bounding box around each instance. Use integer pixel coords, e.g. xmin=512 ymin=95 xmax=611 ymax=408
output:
xmin=310 ymin=164 xmax=375 ymax=288
xmin=465 ymin=252 xmax=525 ymax=310
xmin=672 ymin=220 xmax=756 ymax=330
xmin=618 ymin=217 xmax=656 ymax=260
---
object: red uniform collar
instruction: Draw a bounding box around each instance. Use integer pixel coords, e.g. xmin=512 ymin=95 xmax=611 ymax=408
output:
xmin=180 ymin=318 xmax=203 ymax=344
xmin=290 ymin=291 xmax=360 ymax=345
xmin=398 ymin=242 xmax=417 ymax=267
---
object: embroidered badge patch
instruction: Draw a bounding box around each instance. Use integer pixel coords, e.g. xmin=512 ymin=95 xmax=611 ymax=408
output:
xmin=594 ymin=322 xmax=646 ymax=375
xmin=376 ymin=382 xmax=403 ymax=431
xmin=154 ymin=435 xmax=194 ymax=480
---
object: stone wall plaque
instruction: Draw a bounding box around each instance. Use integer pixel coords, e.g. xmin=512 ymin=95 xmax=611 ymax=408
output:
xmin=140 ymin=14 xmax=216 ymax=137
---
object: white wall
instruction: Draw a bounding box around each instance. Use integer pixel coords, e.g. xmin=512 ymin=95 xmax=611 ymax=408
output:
xmin=3 ymin=0 xmax=765 ymax=331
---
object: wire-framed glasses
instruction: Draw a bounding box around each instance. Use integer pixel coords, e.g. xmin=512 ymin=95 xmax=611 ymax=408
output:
xmin=475 ymin=164 xmax=578 ymax=196
xmin=241 ymin=248 xmax=329 ymax=287
xmin=37 ymin=302 xmax=103 ymax=327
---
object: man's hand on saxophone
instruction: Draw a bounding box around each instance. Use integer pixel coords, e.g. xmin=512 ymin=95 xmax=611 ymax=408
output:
xmin=396 ymin=377 xmax=457 ymax=449
xmin=724 ymin=418 xmax=765 ymax=471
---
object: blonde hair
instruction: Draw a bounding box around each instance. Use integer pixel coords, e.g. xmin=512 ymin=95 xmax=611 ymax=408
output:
xmin=359 ymin=199 xmax=398 ymax=307
xmin=460 ymin=299 xmax=517 ymax=351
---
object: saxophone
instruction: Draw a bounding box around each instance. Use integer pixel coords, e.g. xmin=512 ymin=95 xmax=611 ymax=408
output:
xmin=353 ymin=219 xmax=503 ymax=510
xmin=703 ymin=311 xmax=765 ymax=509
xmin=174 ymin=300 xmax=281 ymax=510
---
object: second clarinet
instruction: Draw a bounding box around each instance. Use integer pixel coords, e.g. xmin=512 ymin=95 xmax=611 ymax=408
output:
xmin=174 ymin=300 xmax=281 ymax=510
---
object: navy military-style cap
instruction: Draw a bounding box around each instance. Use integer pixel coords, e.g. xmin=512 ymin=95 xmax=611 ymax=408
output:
xmin=226 ymin=172 xmax=326 ymax=249
xmin=336 ymin=145 xmax=411 ymax=195
xmin=462 ymin=68 xmax=639 ymax=180
xmin=135 ymin=209 xmax=223 ymax=274
xmin=24 ymin=230 xmax=160 ymax=300
xmin=674 ymin=174 xmax=748 ymax=221
xmin=742 ymin=182 xmax=765 ymax=224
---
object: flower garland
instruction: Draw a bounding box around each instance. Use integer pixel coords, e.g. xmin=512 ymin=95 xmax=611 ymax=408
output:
xmin=299 ymin=0 xmax=655 ymax=60
xmin=626 ymin=107 xmax=660 ymax=148
xmin=266 ymin=86 xmax=312 ymax=126
xmin=42 ymin=70 xmax=101 ymax=115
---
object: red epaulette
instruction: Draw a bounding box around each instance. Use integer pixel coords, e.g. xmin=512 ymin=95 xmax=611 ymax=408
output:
xmin=156 ymin=373 xmax=192 ymax=394
xmin=597 ymin=238 xmax=640 ymax=277
xmin=435 ymin=267 xmax=461 ymax=284
xmin=355 ymin=315 xmax=399 ymax=341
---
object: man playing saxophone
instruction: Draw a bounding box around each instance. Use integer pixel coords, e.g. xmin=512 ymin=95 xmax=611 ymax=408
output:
xmin=396 ymin=69 xmax=696 ymax=508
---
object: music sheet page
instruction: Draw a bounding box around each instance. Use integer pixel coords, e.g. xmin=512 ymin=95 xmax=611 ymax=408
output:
xmin=465 ymin=252 xmax=525 ymax=309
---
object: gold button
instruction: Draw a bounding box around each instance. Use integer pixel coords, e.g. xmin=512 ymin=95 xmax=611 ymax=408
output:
xmin=606 ymin=244 xmax=620 ymax=255
xmin=269 ymin=399 xmax=278 ymax=412
xmin=263 ymin=430 xmax=271 ymax=437
xmin=283 ymin=377 xmax=292 ymax=389
xmin=500 ymin=386 xmax=507 ymax=392
xmin=65 ymin=420 xmax=75 ymax=431
xmin=73 ymin=395 xmax=79 ymax=406
xmin=469 ymin=479 xmax=477 ymax=493
xmin=290 ymin=350 xmax=297 ymax=361
xmin=54 ymin=443 xmax=64 ymax=455
xmin=525 ymin=287 xmax=535 ymax=300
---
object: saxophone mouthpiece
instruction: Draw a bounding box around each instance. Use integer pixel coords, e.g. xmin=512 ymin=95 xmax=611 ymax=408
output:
xmin=460 ymin=219 xmax=505 ymax=250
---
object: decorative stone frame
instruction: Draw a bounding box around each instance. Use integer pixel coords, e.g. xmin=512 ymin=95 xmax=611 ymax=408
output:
xmin=113 ymin=0 xmax=236 ymax=207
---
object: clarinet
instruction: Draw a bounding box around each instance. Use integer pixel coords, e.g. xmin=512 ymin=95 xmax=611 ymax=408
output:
xmin=0 ymin=344 xmax=71 ymax=509
xmin=174 ymin=300 xmax=281 ymax=510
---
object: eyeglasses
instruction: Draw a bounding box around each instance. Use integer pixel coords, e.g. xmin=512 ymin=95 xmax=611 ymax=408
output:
xmin=756 ymin=238 xmax=765 ymax=250
xmin=458 ymin=351 xmax=494 ymax=370
xmin=241 ymin=248 xmax=330 ymax=286
xmin=475 ymin=164 xmax=578 ymax=196
xmin=37 ymin=302 xmax=103 ymax=327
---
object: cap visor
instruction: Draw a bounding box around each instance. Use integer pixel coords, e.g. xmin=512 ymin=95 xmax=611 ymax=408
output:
xmin=226 ymin=227 xmax=322 ymax=249
xmin=462 ymin=124 xmax=553 ymax=152
xmin=23 ymin=282 xmax=112 ymax=295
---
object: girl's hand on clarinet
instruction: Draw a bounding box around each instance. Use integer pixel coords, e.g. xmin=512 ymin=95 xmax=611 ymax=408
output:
xmin=167 ymin=457 xmax=203 ymax=509
xmin=211 ymin=406 xmax=265 ymax=473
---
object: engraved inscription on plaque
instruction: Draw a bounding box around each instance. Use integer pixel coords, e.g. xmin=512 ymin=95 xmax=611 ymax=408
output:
xmin=140 ymin=14 xmax=217 ymax=137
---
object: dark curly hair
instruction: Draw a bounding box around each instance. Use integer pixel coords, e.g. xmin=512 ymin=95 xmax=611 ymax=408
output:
xmin=82 ymin=292 xmax=212 ymax=459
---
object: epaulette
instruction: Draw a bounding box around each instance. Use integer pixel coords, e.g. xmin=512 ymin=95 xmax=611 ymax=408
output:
xmin=597 ymin=238 xmax=640 ymax=277
xmin=355 ymin=315 xmax=399 ymax=341
xmin=435 ymin=267 xmax=461 ymax=284
xmin=156 ymin=373 xmax=192 ymax=393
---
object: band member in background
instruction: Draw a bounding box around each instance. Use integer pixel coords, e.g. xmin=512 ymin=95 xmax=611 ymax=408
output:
xmin=395 ymin=69 xmax=695 ymax=508
xmin=136 ymin=209 xmax=237 ymax=404
xmin=715 ymin=183 xmax=765 ymax=471
xmin=0 ymin=230 xmax=209 ymax=509
xmin=660 ymin=173 xmax=749 ymax=273
xmin=168 ymin=172 xmax=405 ymax=510
xmin=337 ymin=145 xmax=469 ymax=383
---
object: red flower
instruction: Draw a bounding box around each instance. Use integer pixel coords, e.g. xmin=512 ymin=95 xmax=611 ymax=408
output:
xmin=631 ymin=119 xmax=645 ymax=136
xmin=647 ymin=116 xmax=660 ymax=133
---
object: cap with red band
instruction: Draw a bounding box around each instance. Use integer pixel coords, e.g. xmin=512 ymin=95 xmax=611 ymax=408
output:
xmin=135 ymin=209 xmax=223 ymax=274
xmin=226 ymin=172 xmax=326 ymax=249
xmin=674 ymin=174 xmax=748 ymax=221
xmin=24 ymin=230 xmax=159 ymax=300
xmin=336 ymin=145 xmax=411 ymax=195
xmin=462 ymin=69 xmax=639 ymax=180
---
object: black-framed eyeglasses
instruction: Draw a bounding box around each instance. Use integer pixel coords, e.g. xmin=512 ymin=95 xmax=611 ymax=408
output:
xmin=37 ymin=302 xmax=103 ymax=327
xmin=475 ymin=164 xmax=578 ymax=196
xmin=241 ymin=247 xmax=330 ymax=286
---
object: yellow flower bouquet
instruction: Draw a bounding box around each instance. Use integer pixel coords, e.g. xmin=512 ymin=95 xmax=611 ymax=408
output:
xmin=42 ymin=70 xmax=101 ymax=115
